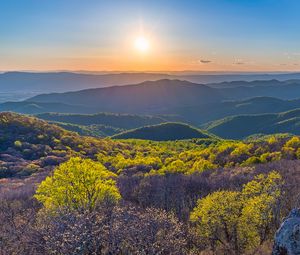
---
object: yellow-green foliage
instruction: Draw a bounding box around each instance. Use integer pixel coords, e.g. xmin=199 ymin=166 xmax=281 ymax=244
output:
xmin=98 ymin=152 xmax=162 ymax=174
xmin=190 ymin=190 xmax=242 ymax=238
xmin=35 ymin=157 xmax=121 ymax=211
xmin=190 ymin=171 xmax=283 ymax=253
xmin=285 ymin=136 xmax=300 ymax=149
xmin=99 ymin=137 xmax=295 ymax=176
xmin=283 ymin=137 xmax=300 ymax=159
xmin=3 ymin=112 xmax=300 ymax=179
xmin=14 ymin=140 xmax=22 ymax=148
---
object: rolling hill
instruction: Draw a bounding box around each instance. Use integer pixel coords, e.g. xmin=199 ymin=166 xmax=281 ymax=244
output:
xmin=29 ymin=79 xmax=224 ymax=114
xmin=47 ymin=121 xmax=124 ymax=137
xmin=204 ymin=109 xmax=300 ymax=139
xmin=36 ymin=112 xmax=168 ymax=130
xmin=162 ymin=97 xmax=300 ymax=124
xmin=27 ymin=79 xmax=300 ymax=115
xmin=112 ymin=122 xmax=213 ymax=141
xmin=0 ymin=101 xmax=96 ymax=114
xmin=0 ymin=112 xmax=125 ymax=178
xmin=219 ymin=81 xmax=300 ymax=100
xmin=3 ymin=96 xmax=300 ymax=126
xmin=35 ymin=112 xmax=172 ymax=137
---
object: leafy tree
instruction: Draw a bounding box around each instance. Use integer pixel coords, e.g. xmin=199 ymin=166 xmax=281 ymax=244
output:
xmin=190 ymin=172 xmax=283 ymax=254
xmin=14 ymin=140 xmax=22 ymax=148
xmin=190 ymin=159 xmax=217 ymax=173
xmin=35 ymin=157 xmax=121 ymax=211
xmin=190 ymin=191 xmax=242 ymax=254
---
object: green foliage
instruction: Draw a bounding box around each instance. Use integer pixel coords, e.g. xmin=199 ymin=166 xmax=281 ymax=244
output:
xmin=35 ymin=157 xmax=121 ymax=211
xmin=2 ymin=112 xmax=300 ymax=254
xmin=2 ymin=112 xmax=300 ymax=179
xmin=50 ymin=121 xmax=124 ymax=137
xmin=0 ymin=112 xmax=127 ymax=178
xmin=112 ymin=122 xmax=213 ymax=141
xmin=14 ymin=140 xmax=22 ymax=148
xmin=205 ymin=108 xmax=300 ymax=139
xmin=36 ymin=112 xmax=168 ymax=138
xmin=190 ymin=171 xmax=283 ymax=254
xmin=98 ymin=152 xmax=162 ymax=174
xmin=95 ymin=136 xmax=299 ymax=176
xmin=190 ymin=190 xmax=242 ymax=238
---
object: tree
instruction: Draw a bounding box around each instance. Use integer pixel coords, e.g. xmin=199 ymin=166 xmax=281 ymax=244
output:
xmin=35 ymin=157 xmax=121 ymax=211
xmin=239 ymin=171 xmax=283 ymax=251
xmin=190 ymin=191 xmax=242 ymax=254
xmin=190 ymin=171 xmax=283 ymax=254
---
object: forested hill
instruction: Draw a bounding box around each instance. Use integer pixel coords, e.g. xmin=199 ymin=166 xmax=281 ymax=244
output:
xmin=2 ymin=111 xmax=300 ymax=179
xmin=161 ymin=97 xmax=300 ymax=125
xmin=36 ymin=112 xmax=168 ymax=130
xmin=205 ymin=108 xmax=300 ymax=139
xmin=0 ymin=112 xmax=125 ymax=178
xmin=3 ymin=96 xmax=300 ymax=127
xmin=112 ymin=122 xmax=215 ymax=141
xmin=35 ymin=112 xmax=171 ymax=137
xmin=0 ymin=101 xmax=96 ymax=114
xmin=2 ymin=111 xmax=300 ymax=254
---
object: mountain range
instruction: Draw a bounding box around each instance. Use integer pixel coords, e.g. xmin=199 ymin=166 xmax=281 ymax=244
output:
xmin=29 ymin=79 xmax=223 ymax=114
xmin=36 ymin=112 xmax=168 ymax=130
xmin=2 ymin=71 xmax=300 ymax=95
xmin=2 ymin=77 xmax=300 ymax=139
xmin=27 ymin=79 xmax=300 ymax=115
xmin=204 ymin=108 xmax=300 ymax=139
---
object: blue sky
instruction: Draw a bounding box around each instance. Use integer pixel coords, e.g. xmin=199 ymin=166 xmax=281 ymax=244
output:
xmin=1 ymin=0 xmax=300 ymax=71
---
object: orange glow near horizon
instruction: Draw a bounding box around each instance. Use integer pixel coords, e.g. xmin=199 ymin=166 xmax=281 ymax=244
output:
xmin=1 ymin=23 xmax=300 ymax=73
xmin=1 ymin=46 xmax=300 ymax=73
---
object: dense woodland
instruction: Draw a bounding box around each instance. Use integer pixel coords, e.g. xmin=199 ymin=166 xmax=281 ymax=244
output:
xmin=1 ymin=112 xmax=300 ymax=254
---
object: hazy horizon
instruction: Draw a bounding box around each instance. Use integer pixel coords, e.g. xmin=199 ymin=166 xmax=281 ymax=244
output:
xmin=1 ymin=70 xmax=299 ymax=75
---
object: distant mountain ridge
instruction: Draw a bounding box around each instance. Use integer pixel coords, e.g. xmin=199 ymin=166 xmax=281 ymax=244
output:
xmin=4 ymin=95 xmax=300 ymax=125
xmin=27 ymin=78 xmax=300 ymax=115
xmin=2 ymin=71 xmax=300 ymax=93
xmin=204 ymin=108 xmax=300 ymax=139
xmin=36 ymin=112 xmax=168 ymax=130
xmin=0 ymin=101 xmax=96 ymax=114
xmin=0 ymin=72 xmax=172 ymax=93
xmin=162 ymin=97 xmax=300 ymax=124
xmin=29 ymin=79 xmax=223 ymax=114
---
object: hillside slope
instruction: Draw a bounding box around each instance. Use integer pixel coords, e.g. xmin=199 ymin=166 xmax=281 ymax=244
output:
xmin=0 ymin=112 xmax=124 ymax=178
xmin=27 ymin=78 xmax=300 ymax=115
xmin=36 ymin=112 xmax=168 ymax=130
xmin=0 ymin=101 xmax=96 ymax=114
xmin=3 ymin=96 xmax=300 ymax=126
xmin=205 ymin=109 xmax=300 ymax=139
xmin=163 ymin=97 xmax=300 ymax=124
xmin=28 ymin=79 xmax=224 ymax=114
xmin=112 ymin=122 xmax=213 ymax=141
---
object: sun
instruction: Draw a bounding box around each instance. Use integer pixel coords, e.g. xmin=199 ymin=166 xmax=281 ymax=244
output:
xmin=134 ymin=36 xmax=150 ymax=53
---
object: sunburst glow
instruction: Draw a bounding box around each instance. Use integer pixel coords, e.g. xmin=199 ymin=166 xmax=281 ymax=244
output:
xmin=134 ymin=37 xmax=150 ymax=53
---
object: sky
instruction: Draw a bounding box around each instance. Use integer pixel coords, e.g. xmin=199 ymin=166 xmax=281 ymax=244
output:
xmin=1 ymin=0 xmax=300 ymax=72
